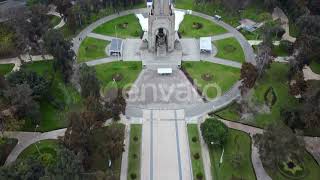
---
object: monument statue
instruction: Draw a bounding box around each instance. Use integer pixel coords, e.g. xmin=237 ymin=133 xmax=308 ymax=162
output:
xmin=148 ymin=0 xmax=175 ymax=56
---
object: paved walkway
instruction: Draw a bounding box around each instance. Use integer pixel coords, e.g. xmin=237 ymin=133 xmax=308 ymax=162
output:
xmin=140 ymin=110 xmax=192 ymax=180
xmin=47 ymin=11 xmax=65 ymax=30
xmin=202 ymin=57 xmax=242 ymax=68
xmin=272 ymin=7 xmax=296 ymax=43
xmin=211 ymin=33 xmax=234 ymax=41
xmin=3 ymin=129 xmax=66 ymax=165
xmin=87 ymin=33 xmax=117 ymax=41
xmin=0 ymin=55 xmax=53 ymax=71
xmin=84 ymin=56 xmax=119 ymax=66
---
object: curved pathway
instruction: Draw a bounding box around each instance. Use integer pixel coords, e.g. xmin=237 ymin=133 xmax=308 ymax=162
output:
xmin=3 ymin=129 xmax=66 ymax=165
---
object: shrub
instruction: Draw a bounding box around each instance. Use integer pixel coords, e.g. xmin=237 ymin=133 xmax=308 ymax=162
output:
xmin=196 ymin=172 xmax=203 ymax=180
xmin=192 ymin=136 xmax=197 ymax=143
xmin=130 ymin=173 xmax=137 ymax=179
xmin=200 ymin=118 xmax=228 ymax=146
xmin=193 ymin=153 xmax=200 ymax=160
xmin=133 ymin=136 xmax=139 ymax=142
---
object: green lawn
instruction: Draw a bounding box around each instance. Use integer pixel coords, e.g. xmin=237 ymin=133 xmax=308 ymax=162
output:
xmin=18 ymin=140 xmax=60 ymax=160
xmin=209 ymin=129 xmax=256 ymax=180
xmin=0 ymin=64 xmax=14 ymax=75
xmin=95 ymin=61 xmax=142 ymax=91
xmin=175 ymin=0 xmax=270 ymax=28
xmin=93 ymin=14 xmax=142 ymax=38
xmin=216 ymin=63 xmax=299 ymax=128
xmin=22 ymin=61 xmax=82 ymax=132
xmin=213 ymin=37 xmax=245 ymax=63
xmin=182 ymin=61 xmax=240 ymax=100
xmin=272 ymin=45 xmax=290 ymax=57
xmin=127 ymin=124 xmax=142 ymax=180
xmin=77 ymin=37 xmax=109 ymax=63
xmin=88 ymin=124 xmax=125 ymax=178
xmin=215 ymin=103 xmax=241 ymax=121
xmin=187 ymin=124 xmax=205 ymax=180
xmin=252 ymin=63 xmax=299 ymax=127
xmin=179 ymin=15 xmax=227 ymax=38
xmin=265 ymin=152 xmax=320 ymax=180
xmin=310 ymin=61 xmax=320 ymax=74
xmin=49 ymin=15 xmax=61 ymax=28
xmin=0 ymin=138 xmax=18 ymax=165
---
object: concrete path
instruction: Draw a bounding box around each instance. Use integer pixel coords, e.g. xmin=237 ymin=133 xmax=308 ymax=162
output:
xmin=47 ymin=11 xmax=65 ymax=30
xmin=120 ymin=124 xmax=130 ymax=180
xmin=202 ymin=57 xmax=242 ymax=68
xmin=141 ymin=110 xmax=192 ymax=180
xmin=304 ymin=136 xmax=320 ymax=164
xmin=303 ymin=66 xmax=320 ymax=81
xmin=84 ymin=57 xmax=119 ymax=66
xmin=211 ymin=33 xmax=234 ymax=41
xmin=272 ymin=7 xmax=296 ymax=43
xmin=0 ymin=55 xmax=53 ymax=71
xmin=3 ymin=129 xmax=66 ymax=165
xmin=87 ymin=32 xmax=117 ymax=41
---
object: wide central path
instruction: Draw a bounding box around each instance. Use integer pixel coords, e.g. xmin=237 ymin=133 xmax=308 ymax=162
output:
xmin=141 ymin=110 xmax=192 ymax=180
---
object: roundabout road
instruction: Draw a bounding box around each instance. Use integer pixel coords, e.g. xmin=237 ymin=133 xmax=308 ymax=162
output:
xmin=71 ymin=8 xmax=255 ymax=119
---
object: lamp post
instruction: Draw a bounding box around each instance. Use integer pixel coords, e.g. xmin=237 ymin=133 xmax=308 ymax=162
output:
xmin=34 ymin=124 xmax=41 ymax=155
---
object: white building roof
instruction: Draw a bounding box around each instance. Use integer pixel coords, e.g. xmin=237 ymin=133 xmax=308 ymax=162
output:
xmin=200 ymin=37 xmax=212 ymax=51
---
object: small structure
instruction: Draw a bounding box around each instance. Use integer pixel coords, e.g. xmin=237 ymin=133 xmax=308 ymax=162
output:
xmin=109 ymin=39 xmax=123 ymax=56
xmin=200 ymin=37 xmax=212 ymax=53
xmin=214 ymin=15 xmax=222 ymax=21
xmin=157 ymin=68 xmax=172 ymax=75
xmin=237 ymin=19 xmax=263 ymax=32
xmin=147 ymin=0 xmax=153 ymax=8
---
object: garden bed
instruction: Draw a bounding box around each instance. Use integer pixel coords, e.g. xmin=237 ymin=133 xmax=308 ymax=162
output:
xmin=187 ymin=124 xmax=205 ymax=180
xmin=127 ymin=124 xmax=142 ymax=180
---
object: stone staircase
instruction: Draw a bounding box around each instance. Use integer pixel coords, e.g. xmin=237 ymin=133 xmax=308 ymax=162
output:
xmin=156 ymin=45 xmax=167 ymax=57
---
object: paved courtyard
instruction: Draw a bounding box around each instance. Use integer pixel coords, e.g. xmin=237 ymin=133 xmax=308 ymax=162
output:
xmin=127 ymin=69 xmax=204 ymax=109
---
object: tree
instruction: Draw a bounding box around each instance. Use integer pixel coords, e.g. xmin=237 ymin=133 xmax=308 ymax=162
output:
xmin=46 ymin=147 xmax=84 ymax=179
xmin=104 ymin=89 xmax=126 ymax=121
xmin=253 ymin=124 xmax=305 ymax=170
xmin=200 ymin=118 xmax=228 ymax=147
xmin=4 ymin=83 xmax=41 ymax=124
xmin=79 ymin=64 xmax=101 ymax=99
xmin=240 ymin=62 xmax=258 ymax=95
xmin=256 ymin=44 xmax=273 ymax=78
xmin=44 ymin=30 xmax=75 ymax=82
xmin=293 ymin=15 xmax=320 ymax=68
xmin=264 ymin=0 xmax=279 ymax=10
xmin=300 ymin=85 xmax=320 ymax=128
xmin=0 ymin=157 xmax=45 ymax=180
xmin=10 ymin=4 xmax=50 ymax=58
xmin=6 ymin=69 xmax=50 ymax=99
xmin=289 ymin=71 xmax=307 ymax=96
xmin=89 ymin=124 xmax=125 ymax=162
